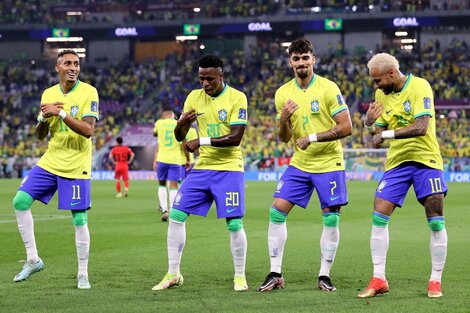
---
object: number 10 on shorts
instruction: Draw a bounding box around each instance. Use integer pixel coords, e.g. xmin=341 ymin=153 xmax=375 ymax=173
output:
xmin=226 ymin=192 xmax=239 ymax=206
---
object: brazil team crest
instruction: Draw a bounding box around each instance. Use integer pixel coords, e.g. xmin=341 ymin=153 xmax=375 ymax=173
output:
xmin=70 ymin=105 xmax=79 ymax=117
xmin=377 ymin=180 xmax=387 ymax=193
xmin=311 ymin=99 xmax=320 ymax=115
xmin=403 ymin=100 xmax=411 ymax=114
xmin=218 ymin=109 xmax=228 ymax=122
xmin=174 ymin=192 xmax=183 ymax=205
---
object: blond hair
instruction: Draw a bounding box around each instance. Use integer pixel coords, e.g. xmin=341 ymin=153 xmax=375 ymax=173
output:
xmin=367 ymin=53 xmax=400 ymax=72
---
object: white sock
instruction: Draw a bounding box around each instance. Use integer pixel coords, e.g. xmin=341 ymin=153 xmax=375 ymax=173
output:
xmin=319 ymin=226 xmax=339 ymax=277
xmin=268 ymin=222 xmax=287 ymax=274
xmin=75 ymin=224 xmax=90 ymax=276
xmin=371 ymin=225 xmax=389 ymax=280
xmin=168 ymin=218 xmax=186 ymax=274
xmin=169 ymin=188 xmax=178 ymax=209
xmin=15 ymin=210 xmax=39 ymax=262
xmin=430 ymin=229 xmax=447 ymax=282
xmin=158 ymin=186 xmax=168 ymax=213
xmin=230 ymin=229 xmax=247 ymax=277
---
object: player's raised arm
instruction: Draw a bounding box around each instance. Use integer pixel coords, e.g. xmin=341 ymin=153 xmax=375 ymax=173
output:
xmin=279 ymin=100 xmax=298 ymax=143
xmin=175 ymin=109 xmax=196 ymax=141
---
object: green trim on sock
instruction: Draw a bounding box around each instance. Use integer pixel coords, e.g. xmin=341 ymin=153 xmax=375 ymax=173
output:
xmin=13 ymin=190 xmax=34 ymax=210
xmin=428 ymin=220 xmax=445 ymax=231
xmin=169 ymin=209 xmax=189 ymax=222
xmin=72 ymin=211 xmax=88 ymax=226
xmin=322 ymin=213 xmax=340 ymax=227
xmin=226 ymin=218 xmax=243 ymax=232
xmin=372 ymin=214 xmax=389 ymax=227
xmin=270 ymin=207 xmax=287 ymax=224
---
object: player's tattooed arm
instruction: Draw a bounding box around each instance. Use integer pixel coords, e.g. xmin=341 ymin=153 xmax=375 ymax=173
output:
xmin=371 ymin=125 xmax=387 ymax=148
xmin=68 ymin=116 xmax=96 ymax=138
xmin=394 ymin=115 xmax=430 ymax=138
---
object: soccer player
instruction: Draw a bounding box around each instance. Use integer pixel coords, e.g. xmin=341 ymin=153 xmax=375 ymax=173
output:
xmin=109 ymin=137 xmax=135 ymax=198
xmin=179 ymin=126 xmax=198 ymax=181
xmin=257 ymin=38 xmax=352 ymax=292
xmin=153 ymin=108 xmax=183 ymax=222
xmin=358 ymin=53 xmax=448 ymax=299
xmin=152 ymin=54 xmax=249 ymax=292
xmin=12 ymin=50 xmax=99 ymax=289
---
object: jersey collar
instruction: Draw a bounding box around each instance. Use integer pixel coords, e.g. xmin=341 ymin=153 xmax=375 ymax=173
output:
xmin=59 ymin=79 xmax=80 ymax=95
xmin=400 ymin=74 xmax=412 ymax=92
xmin=212 ymin=83 xmax=228 ymax=98
xmin=294 ymin=74 xmax=316 ymax=91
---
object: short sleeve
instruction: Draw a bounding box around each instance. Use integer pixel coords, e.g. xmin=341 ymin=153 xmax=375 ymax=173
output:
xmin=229 ymin=92 xmax=248 ymax=126
xmin=82 ymin=87 xmax=99 ymax=121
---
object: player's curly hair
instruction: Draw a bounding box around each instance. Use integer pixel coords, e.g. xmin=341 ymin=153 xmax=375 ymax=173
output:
xmin=199 ymin=54 xmax=223 ymax=70
xmin=288 ymin=38 xmax=314 ymax=56
xmin=58 ymin=49 xmax=79 ymax=59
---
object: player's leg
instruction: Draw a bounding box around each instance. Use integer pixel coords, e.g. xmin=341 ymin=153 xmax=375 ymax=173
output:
xmin=168 ymin=180 xmax=179 ymax=211
xmin=414 ymin=166 xmax=448 ymax=298
xmin=13 ymin=167 xmax=56 ymax=282
xmin=114 ymin=168 xmax=122 ymax=198
xmin=359 ymin=165 xmax=411 ymax=298
xmin=153 ymin=170 xmax=212 ymax=291
xmin=123 ymin=169 xmax=129 ymax=197
xmin=313 ymin=170 xmax=348 ymax=291
xmin=226 ymin=217 xmax=248 ymax=291
xmin=156 ymin=162 xmax=170 ymax=216
xmin=72 ymin=210 xmax=91 ymax=289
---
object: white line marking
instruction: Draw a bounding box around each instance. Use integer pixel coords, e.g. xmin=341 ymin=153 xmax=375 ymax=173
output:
xmin=0 ymin=215 xmax=70 ymax=223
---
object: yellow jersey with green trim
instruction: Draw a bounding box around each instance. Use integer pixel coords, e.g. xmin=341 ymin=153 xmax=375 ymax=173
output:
xmin=183 ymin=84 xmax=247 ymax=172
xmin=275 ymin=75 xmax=348 ymax=173
xmin=374 ymin=74 xmax=443 ymax=171
xmin=37 ymin=80 xmax=99 ymax=179
xmin=180 ymin=127 xmax=198 ymax=165
xmin=154 ymin=118 xmax=182 ymax=165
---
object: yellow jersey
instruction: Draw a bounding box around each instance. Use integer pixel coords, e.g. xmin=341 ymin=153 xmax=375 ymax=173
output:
xmin=154 ymin=118 xmax=182 ymax=165
xmin=183 ymin=84 xmax=247 ymax=172
xmin=275 ymin=75 xmax=348 ymax=173
xmin=375 ymin=74 xmax=443 ymax=171
xmin=37 ymin=80 xmax=99 ymax=179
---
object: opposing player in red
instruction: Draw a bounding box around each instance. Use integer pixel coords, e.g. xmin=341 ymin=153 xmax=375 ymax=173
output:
xmin=109 ymin=137 xmax=135 ymax=198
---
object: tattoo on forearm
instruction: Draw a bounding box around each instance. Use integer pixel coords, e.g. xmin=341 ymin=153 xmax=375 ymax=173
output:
xmin=396 ymin=116 xmax=429 ymax=138
xmin=318 ymin=128 xmax=344 ymax=141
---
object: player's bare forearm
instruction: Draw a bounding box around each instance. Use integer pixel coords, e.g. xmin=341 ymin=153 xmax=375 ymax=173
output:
xmin=394 ymin=115 xmax=429 ymax=138
xmin=279 ymin=120 xmax=293 ymax=143
xmin=35 ymin=122 xmax=49 ymax=140
xmin=210 ymin=125 xmax=245 ymax=147
xmin=175 ymin=123 xmax=190 ymax=142
xmin=317 ymin=110 xmax=352 ymax=141
xmin=175 ymin=109 xmax=197 ymax=141
xmin=64 ymin=116 xmax=96 ymax=138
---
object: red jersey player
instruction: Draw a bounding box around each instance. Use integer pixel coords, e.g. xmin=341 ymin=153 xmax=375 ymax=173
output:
xmin=109 ymin=137 xmax=135 ymax=197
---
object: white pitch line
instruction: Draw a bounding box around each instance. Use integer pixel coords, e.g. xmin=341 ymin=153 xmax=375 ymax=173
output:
xmin=0 ymin=215 xmax=70 ymax=223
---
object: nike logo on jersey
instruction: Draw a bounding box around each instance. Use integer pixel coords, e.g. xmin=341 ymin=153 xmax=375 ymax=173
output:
xmin=330 ymin=196 xmax=341 ymax=201
xmin=386 ymin=109 xmax=392 ymax=114
xmin=70 ymin=202 xmax=81 ymax=206
xmin=196 ymin=112 xmax=205 ymax=116
xmin=226 ymin=207 xmax=237 ymax=213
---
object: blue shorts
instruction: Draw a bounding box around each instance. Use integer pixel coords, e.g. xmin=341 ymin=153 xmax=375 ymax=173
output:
xmin=172 ymin=170 xmax=245 ymax=218
xmin=376 ymin=161 xmax=448 ymax=207
xmin=19 ymin=166 xmax=91 ymax=211
xmin=156 ymin=162 xmax=182 ymax=181
xmin=274 ymin=166 xmax=348 ymax=209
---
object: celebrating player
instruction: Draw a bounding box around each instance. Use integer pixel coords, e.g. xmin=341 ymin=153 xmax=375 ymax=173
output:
xmin=153 ymin=54 xmax=249 ymax=292
xmin=109 ymin=136 xmax=135 ymax=198
xmin=358 ymin=53 xmax=448 ymax=299
xmin=12 ymin=50 xmax=99 ymax=289
xmin=257 ymin=38 xmax=352 ymax=292
xmin=153 ymin=108 xmax=183 ymax=222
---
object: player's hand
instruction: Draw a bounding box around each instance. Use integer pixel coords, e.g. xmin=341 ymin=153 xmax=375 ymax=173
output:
xmin=296 ymin=136 xmax=311 ymax=150
xmin=178 ymin=109 xmax=197 ymax=126
xmin=186 ymin=138 xmax=200 ymax=153
xmin=364 ymin=101 xmax=383 ymax=126
xmin=372 ymin=133 xmax=384 ymax=148
xmin=153 ymin=162 xmax=158 ymax=171
xmin=280 ymin=100 xmax=298 ymax=124
xmin=185 ymin=161 xmax=191 ymax=171
xmin=40 ymin=102 xmax=64 ymax=118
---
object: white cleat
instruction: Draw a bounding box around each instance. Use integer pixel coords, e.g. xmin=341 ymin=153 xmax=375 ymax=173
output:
xmin=77 ymin=274 xmax=91 ymax=289
xmin=14 ymin=258 xmax=44 ymax=282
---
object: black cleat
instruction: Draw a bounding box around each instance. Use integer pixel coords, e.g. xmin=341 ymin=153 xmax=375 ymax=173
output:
xmin=318 ymin=276 xmax=336 ymax=291
xmin=257 ymin=273 xmax=285 ymax=292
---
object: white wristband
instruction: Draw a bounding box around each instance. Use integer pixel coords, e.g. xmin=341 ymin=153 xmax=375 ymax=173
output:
xmin=308 ymin=133 xmax=318 ymax=142
xmin=364 ymin=122 xmax=376 ymax=132
xmin=381 ymin=130 xmax=395 ymax=139
xmin=38 ymin=113 xmax=49 ymax=123
xmin=199 ymin=137 xmax=211 ymax=146
xmin=58 ymin=109 xmax=67 ymax=119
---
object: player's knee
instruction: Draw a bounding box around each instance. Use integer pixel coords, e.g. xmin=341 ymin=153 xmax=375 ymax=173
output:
xmin=428 ymin=217 xmax=445 ymax=231
xmin=372 ymin=211 xmax=390 ymax=227
xmin=322 ymin=212 xmax=340 ymax=227
xmin=226 ymin=218 xmax=243 ymax=232
xmin=169 ymin=209 xmax=188 ymax=222
xmin=72 ymin=211 xmax=88 ymax=226
xmin=270 ymin=207 xmax=287 ymax=224
xmin=13 ymin=191 xmax=34 ymax=211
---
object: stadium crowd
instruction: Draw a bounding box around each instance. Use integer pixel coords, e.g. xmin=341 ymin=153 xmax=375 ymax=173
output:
xmin=0 ymin=37 xmax=468 ymax=177
xmin=1 ymin=0 xmax=469 ymax=24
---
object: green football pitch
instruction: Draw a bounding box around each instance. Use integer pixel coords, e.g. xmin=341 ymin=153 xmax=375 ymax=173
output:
xmin=0 ymin=179 xmax=468 ymax=313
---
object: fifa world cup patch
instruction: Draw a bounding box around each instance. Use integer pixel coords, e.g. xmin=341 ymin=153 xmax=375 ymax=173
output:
xmin=336 ymin=94 xmax=345 ymax=105
xmin=238 ymin=108 xmax=247 ymax=120
xmin=423 ymin=97 xmax=431 ymax=109
xmin=91 ymin=101 xmax=99 ymax=112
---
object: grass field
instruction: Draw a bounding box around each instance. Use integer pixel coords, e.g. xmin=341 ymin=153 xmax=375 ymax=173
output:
xmin=0 ymin=179 xmax=469 ymax=313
